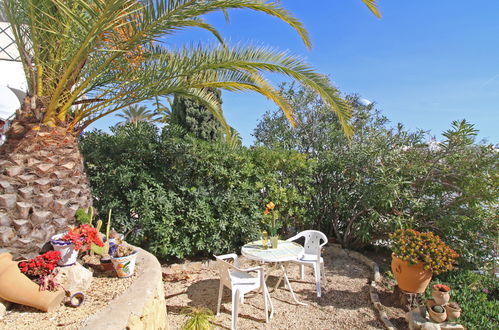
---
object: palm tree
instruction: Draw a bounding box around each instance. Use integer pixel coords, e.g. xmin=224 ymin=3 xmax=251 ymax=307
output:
xmin=116 ymin=105 xmax=160 ymax=126
xmin=153 ymin=96 xmax=173 ymax=124
xmin=0 ymin=0 xmax=380 ymax=256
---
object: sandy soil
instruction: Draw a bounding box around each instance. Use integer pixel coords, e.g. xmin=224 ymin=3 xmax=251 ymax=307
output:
xmin=163 ymin=248 xmax=384 ymax=330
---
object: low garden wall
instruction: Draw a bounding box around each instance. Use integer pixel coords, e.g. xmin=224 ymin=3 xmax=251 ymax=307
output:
xmin=81 ymin=247 xmax=167 ymax=330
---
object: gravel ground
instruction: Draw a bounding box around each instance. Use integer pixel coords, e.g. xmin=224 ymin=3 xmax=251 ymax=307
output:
xmin=0 ymin=256 xmax=138 ymax=330
xmin=163 ymin=248 xmax=384 ymax=329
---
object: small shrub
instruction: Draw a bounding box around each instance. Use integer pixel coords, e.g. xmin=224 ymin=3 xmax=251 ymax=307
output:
xmin=182 ymin=307 xmax=215 ymax=330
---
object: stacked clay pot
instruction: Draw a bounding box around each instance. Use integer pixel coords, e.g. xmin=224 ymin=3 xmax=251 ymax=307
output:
xmin=427 ymin=284 xmax=461 ymax=323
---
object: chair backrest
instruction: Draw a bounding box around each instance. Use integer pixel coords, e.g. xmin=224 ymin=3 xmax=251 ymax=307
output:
xmin=214 ymin=254 xmax=238 ymax=289
xmin=299 ymin=230 xmax=328 ymax=255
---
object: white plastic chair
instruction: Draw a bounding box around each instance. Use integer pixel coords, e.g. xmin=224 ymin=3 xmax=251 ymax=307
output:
xmin=286 ymin=230 xmax=328 ymax=297
xmin=214 ymin=253 xmax=273 ymax=330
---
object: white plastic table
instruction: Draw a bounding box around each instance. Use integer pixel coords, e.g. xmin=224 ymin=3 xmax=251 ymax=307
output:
xmin=241 ymin=240 xmax=307 ymax=309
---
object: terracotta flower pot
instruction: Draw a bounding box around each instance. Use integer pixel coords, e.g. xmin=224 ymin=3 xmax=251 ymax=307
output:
xmin=444 ymin=302 xmax=461 ymax=321
xmin=0 ymin=253 xmax=65 ymax=312
xmin=391 ymin=254 xmax=432 ymax=293
xmin=432 ymin=287 xmax=450 ymax=305
xmin=111 ymin=251 xmax=138 ymax=278
xmin=51 ymin=233 xmax=78 ymax=266
xmin=426 ymin=299 xmax=447 ymax=323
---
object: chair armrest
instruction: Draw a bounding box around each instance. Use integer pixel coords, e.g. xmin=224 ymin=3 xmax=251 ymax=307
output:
xmin=286 ymin=233 xmax=303 ymax=242
xmin=214 ymin=253 xmax=237 ymax=260
xmin=240 ymin=266 xmax=265 ymax=283
xmin=214 ymin=253 xmax=240 ymax=267
xmin=240 ymin=266 xmax=264 ymax=273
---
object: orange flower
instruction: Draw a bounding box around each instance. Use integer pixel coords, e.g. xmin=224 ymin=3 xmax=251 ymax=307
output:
xmin=264 ymin=208 xmax=269 ymax=215
xmin=266 ymin=202 xmax=275 ymax=210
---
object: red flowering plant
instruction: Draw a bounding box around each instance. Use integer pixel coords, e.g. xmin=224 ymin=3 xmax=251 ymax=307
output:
xmin=389 ymin=229 xmax=459 ymax=275
xmin=62 ymin=224 xmax=104 ymax=251
xmin=18 ymin=251 xmax=61 ymax=291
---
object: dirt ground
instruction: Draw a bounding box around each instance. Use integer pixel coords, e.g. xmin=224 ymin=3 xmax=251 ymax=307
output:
xmin=163 ymin=247 xmax=385 ymax=330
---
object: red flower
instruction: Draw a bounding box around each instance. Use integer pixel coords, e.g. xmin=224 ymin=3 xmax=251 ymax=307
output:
xmin=62 ymin=224 xmax=104 ymax=251
xmin=18 ymin=251 xmax=61 ymax=283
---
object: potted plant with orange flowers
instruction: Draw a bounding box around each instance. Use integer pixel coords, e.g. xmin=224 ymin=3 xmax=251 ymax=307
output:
xmin=50 ymin=224 xmax=104 ymax=266
xmin=389 ymin=229 xmax=459 ymax=293
xmin=264 ymin=202 xmax=280 ymax=248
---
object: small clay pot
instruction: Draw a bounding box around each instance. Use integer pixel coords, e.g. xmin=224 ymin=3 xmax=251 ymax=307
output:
xmin=432 ymin=287 xmax=450 ymax=305
xmin=426 ymin=299 xmax=447 ymax=323
xmin=444 ymin=302 xmax=461 ymax=321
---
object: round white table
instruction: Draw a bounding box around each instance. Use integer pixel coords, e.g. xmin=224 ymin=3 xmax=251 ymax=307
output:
xmin=241 ymin=240 xmax=307 ymax=307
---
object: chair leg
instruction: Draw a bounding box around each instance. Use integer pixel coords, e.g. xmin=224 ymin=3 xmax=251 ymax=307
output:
xmin=232 ymin=289 xmax=240 ymax=330
xmin=300 ymin=264 xmax=305 ymax=280
xmin=262 ymin=284 xmax=269 ymax=323
xmin=313 ymin=262 xmax=321 ymax=297
xmin=216 ymin=282 xmax=223 ymax=316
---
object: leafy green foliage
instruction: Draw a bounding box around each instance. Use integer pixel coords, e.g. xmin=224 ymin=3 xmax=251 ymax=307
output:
xmin=74 ymin=207 xmax=93 ymax=225
xmin=81 ymin=122 xmax=311 ymax=259
xmin=182 ymin=307 xmax=215 ymax=330
xmin=427 ymin=270 xmax=499 ymax=329
xmin=82 ymin=84 xmax=497 ymax=270
xmin=254 ymin=83 xmax=498 ymax=269
xmin=171 ymin=89 xmax=224 ymax=141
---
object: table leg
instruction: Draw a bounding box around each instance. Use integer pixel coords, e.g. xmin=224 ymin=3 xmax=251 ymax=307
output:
xmin=280 ymin=263 xmax=308 ymax=306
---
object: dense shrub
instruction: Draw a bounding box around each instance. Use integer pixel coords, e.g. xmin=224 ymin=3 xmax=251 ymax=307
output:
xmin=81 ymin=84 xmax=498 ymax=269
xmin=254 ymin=83 xmax=498 ymax=269
xmin=80 ymin=123 xmax=312 ymax=259
xmin=427 ymin=270 xmax=498 ymax=329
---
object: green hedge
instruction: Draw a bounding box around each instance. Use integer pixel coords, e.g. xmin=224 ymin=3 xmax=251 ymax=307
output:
xmin=80 ymin=86 xmax=498 ymax=270
xmin=80 ymin=123 xmax=312 ymax=259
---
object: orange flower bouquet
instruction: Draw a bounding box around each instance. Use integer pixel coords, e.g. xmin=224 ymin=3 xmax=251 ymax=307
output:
xmin=264 ymin=202 xmax=278 ymax=236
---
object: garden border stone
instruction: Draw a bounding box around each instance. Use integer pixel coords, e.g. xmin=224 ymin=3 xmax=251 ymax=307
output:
xmin=81 ymin=247 xmax=167 ymax=330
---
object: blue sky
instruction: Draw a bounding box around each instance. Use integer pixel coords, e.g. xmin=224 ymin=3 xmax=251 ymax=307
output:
xmin=95 ymin=0 xmax=499 ymax=144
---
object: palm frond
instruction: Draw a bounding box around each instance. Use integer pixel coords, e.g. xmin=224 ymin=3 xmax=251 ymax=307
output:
xmin=4 ymin=0 xmax=358 ymax=137
xmin=362 ymin=0 xmax=381 ymax=18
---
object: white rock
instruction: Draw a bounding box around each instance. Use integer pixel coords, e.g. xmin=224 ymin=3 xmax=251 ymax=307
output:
xmin=55 ymin=262 xmax=93 ymax=296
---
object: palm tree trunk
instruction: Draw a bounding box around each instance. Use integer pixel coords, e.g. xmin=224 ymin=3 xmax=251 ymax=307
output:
xmin=0 ymin=121 xmax=92 ymax=258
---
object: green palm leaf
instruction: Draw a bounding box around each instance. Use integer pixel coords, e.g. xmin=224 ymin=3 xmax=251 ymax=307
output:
xmin=3 ymin=0 xmax=379 ymax=137
xmin=362 ymin=0 xmax=382 ymax=18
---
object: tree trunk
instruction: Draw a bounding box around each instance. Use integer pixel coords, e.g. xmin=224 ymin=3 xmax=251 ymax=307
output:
xmin=0 ymin=121 xmax=92 ymax=259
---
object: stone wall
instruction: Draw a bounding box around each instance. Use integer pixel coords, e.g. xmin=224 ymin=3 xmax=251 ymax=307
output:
xmin=81 ymin=247 xmax=167 ymax=330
